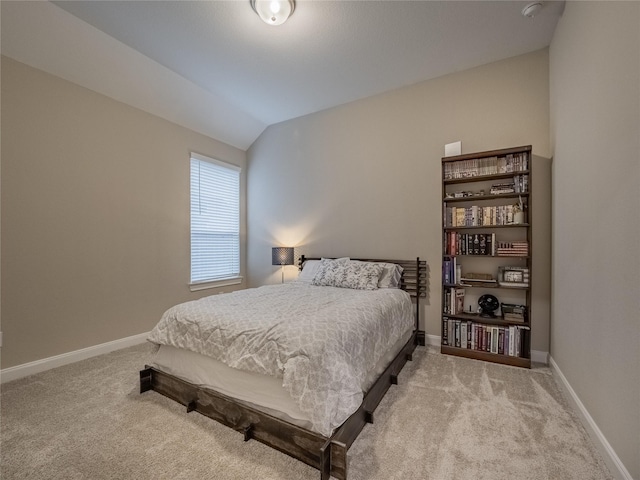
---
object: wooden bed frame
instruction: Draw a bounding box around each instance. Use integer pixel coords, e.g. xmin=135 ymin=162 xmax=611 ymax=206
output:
xmin=140 ymin=257 xmax=426 ymax=480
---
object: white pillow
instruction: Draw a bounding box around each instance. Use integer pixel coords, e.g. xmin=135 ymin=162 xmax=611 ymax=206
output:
xmin=352 ymin=261 xmax=403 ymax=288
xmin=296 ymin=260 xmax=322 ymax=283
xmin=376 ymin=263 xmax=404 ymax=288
xmin=296 ymin=257 xmax=350 ymax=283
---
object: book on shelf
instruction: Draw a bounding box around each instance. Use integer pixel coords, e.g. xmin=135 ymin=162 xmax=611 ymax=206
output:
xmin=490 ymin=327 xmax=499 ymax=354
xmin=509 ymin=326 xmax=515 ymax=356
xmin=455 ymin=288 xmax=465 ymax=315
xmin=460 ymin=322 xmax=468 ymax=349
xmin=479 ymin=234 xmax=487 ymax=255
xmin=442 ymin=316 xmax=449 ymax=345
xmin=443 ymin=259 xmax=451 ymax=284
xmin=454 ymin=321 xmax=460 ymax=347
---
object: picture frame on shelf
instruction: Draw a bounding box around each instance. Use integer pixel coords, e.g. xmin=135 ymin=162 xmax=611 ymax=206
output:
xmin=504 ymin=270 xmax=524 ymax=282
xmin=498 ymin=266 xmax=530 ymax=287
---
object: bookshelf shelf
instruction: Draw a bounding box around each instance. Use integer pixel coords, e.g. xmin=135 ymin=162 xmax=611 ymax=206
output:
xmin=444 ymin=254 xmax=530 ymax=259
xmin=497 ymin=284 xmax=530 ymax=290
xmin=444 ymin=192 xmax=530 ymax=203
xmin=441 ymin=345 xmax=531 ymax=368
xmin=441 ymin=145 xmax=532 ymax=368
xmin=445 ymin=283 xmax=530 ymax=291
xmin=443 ymin=312 xmax=527 ymax=327
xmin=444 ymin=224 xmax=529 ymax=231
xmin=443 ymin=170 xmax=530 ymax=185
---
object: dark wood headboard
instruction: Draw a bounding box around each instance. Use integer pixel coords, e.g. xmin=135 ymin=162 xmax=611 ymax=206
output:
xmin=298 ymin=256 xmax=427 ymax=339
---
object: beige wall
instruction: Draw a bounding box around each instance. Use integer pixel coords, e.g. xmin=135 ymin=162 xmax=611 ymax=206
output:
xmin=247 ymin=50 xmax=552 ymax=353
xmin=549 ymin=2 xmax=639 ymax=479
xmin=1 ymin=56 xmax=247 ymax=368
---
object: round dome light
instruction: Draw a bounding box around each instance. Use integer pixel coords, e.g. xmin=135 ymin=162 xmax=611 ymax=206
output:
xmin=251 ymin=0 xmax=295 ymax=26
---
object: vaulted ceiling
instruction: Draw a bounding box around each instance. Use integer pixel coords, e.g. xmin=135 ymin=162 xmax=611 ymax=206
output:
xmin=1 ymin=1 xmax=564 ymax=150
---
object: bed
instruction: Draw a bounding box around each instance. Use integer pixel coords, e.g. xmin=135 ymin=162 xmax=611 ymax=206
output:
xmin=140 ymin=256 xmax=426 ymax=479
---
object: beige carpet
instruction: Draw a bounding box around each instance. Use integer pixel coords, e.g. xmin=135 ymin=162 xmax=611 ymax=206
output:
xmin=1 ymin=344 xmax=613 ymax=480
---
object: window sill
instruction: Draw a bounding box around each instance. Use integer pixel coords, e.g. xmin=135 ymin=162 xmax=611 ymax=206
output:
xmin=189 ymin=276 xmax=243 ymax=292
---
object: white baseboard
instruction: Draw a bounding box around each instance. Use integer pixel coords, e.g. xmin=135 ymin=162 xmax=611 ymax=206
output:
xmin=425 ymin=333 xmax=441 ymax=347
xmin=425 ymin=334 xmax=549 ymax=365
xmin=549 ymin=356 xmax=633 ymax=480
xmin=1 ymin=332 xmax=150 ymax=384
xmin=531 ymin=349 xmax=549 ymax=364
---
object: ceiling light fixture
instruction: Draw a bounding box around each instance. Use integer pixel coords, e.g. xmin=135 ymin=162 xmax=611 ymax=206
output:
xmin=521 ymin=2 xmax=543 ymax=18
xmin=251 ymin=0 xmax=295 ymax=26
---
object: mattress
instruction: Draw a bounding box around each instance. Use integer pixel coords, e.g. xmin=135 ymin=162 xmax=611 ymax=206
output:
xmin=147 ymin=282 xmax=415 ymax=436
xmin=150 ymin=327 xmax=412 ymax=432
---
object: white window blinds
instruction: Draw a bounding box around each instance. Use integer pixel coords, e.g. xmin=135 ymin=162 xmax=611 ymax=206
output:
xmin=190 ymin=153 xmax=241 ymax=284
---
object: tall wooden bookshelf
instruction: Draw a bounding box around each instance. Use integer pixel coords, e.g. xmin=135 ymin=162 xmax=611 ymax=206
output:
xmin=441 ymin=145 xmax=532 ymax=368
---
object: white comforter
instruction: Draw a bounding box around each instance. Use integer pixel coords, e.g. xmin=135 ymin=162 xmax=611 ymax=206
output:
xmin=147 ymin=282 xmax=414 ymax=436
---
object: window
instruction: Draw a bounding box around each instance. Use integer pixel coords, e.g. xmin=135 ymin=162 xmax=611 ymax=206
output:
xmin=190 ymin=153 xmax=241 ymax=288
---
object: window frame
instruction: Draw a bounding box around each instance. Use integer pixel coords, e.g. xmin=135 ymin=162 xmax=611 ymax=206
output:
xmin=189 ymin=152 xmax=242 ymax=291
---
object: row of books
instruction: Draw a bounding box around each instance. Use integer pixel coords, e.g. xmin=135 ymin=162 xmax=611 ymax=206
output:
xmin=442 ymin=317 xmax=529 ymax=357
xmin=489 ymin=175 xmax=529 ymax=194
xmin=445 ymin=232 xmax=496 ymax=256
xmin=443 ymin=287 xmax=465 ymax=315
xmin=443 ymin=257 xmax=457 ymax=284
xmin=445 ymin=205 xmax=522 ymax=227
xmin=443 ymin=153 xmax=529 ymax=180
xmin=443 ymin=261 xmax=531 ymax=289
xmin=445 ymin=233 xmax=529 ymax=257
